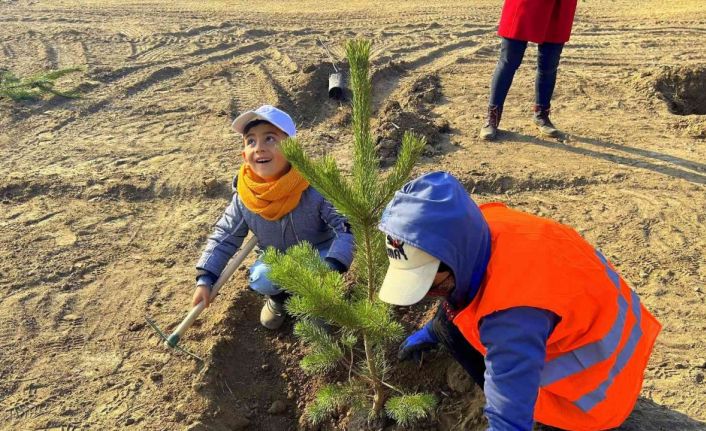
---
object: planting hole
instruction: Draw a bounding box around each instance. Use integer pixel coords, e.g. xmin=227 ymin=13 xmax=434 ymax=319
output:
xmin=654 ymin=66 xmax=706 ymax=115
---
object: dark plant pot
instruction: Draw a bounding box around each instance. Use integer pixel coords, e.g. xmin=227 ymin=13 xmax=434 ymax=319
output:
xmin=328 ymin=72 xmax=344 ymax=99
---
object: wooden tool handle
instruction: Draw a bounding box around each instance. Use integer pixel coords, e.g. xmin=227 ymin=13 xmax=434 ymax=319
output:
xmin=166 ymin=236 xmax=258 ymax=346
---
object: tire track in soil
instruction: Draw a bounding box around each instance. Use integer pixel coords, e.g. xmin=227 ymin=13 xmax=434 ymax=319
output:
xmin=228 ymin=64 xmax=282 ymax=115
xmin=42 ymin=39 xmax=59 ymax=70
xmin=132 ymin=40 xmax=169 ymax=62
xmin=0 ymin=40 xmax=269 ymax=172
xmin=53 ymin=40 xmax=88 ymax=69
xmin=371 ymin=39 xmax=495 ymax=111
xmin=0 ymin=291 xmax=85 ymax=427
xmin=0 ymin=205 xmax=175 ymax=429
xmin=1 ymin=43 xmax=14 ymax=59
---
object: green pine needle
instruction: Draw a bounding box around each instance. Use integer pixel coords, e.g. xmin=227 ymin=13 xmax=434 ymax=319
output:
xmin=340 ymin=330 xmax=358 ymax=348
xmin=294 ymin=319 xmax=334 ymax=345
xmin=346 ymin=39 xmax=380 ymax=210
xmin=300 ymin=348 xmax=344 ymax=374
xmin=352 ymin=299 xmax=404 ymax=343
xmin=280 ymin=138 xmax=371 ymax=225
xmin=0 ymin=67 xmax=82 ymax=101
xmin=376 ymin=131 xmax=426 ymax=211
xmin=385 ymin=393 xmax=438 ymax=427
xmin=295 ymin=320 xmax=345 ymax=374
xmin=306 ymin=382 xmax=367 ymax=425
xmin=262 ymin=244 xmax=361 ymax=327
xmin=263 ymin=38 xmax=427 ymax=419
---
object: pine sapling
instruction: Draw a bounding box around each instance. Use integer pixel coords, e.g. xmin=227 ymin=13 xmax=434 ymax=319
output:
xmin=0 ymin=67 xmax=82 ymax=101
xmin=262 ymin=39 xmax=437 ymax=425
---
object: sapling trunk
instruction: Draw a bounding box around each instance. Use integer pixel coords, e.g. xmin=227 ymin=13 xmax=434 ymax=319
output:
xmin=361 ymin=221 xmax=386 ymax=414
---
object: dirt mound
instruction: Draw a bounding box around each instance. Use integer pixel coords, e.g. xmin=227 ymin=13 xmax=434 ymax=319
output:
xmin=289 ymin=62 xmax=338 ymax=127
xmin=225 ymin=61 xmax=342 ymax=132
xmin=406 ymin=74 xmax=443 ymax=107
xmin=668 ymin=117 xmax=706 ymax=140
xmin=458 ymin=171 xmax=595 ymax=195
xmin=653 ymin=66 xmax=706 ymax=115
xmin=373 ymin=73 xmax=450 ymax=164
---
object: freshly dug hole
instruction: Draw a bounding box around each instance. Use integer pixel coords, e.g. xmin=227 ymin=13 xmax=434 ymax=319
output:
xmin=654 ymin=66 xmax=706 ymax=115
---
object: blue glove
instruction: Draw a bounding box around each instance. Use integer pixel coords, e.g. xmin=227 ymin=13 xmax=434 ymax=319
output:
xmin=398 ymin=322 xmax=439 ymax=363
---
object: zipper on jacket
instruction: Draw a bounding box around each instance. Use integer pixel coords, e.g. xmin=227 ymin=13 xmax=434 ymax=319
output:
xmin=289 ymin=213 xmax=301 ymax=243
xmin=280 ymin=217 xmax=287 ymax=249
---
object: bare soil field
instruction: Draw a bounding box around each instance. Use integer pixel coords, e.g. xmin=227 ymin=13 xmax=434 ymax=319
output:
xmin=1 ymin=0 xmax=705 ymax=430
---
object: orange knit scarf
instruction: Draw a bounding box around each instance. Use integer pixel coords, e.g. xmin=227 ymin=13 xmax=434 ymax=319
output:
xmin=237 ymin=164 xmax=309 ymax=221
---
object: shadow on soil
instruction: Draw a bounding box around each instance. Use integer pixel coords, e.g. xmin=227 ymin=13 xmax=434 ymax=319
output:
xmin=503 ymin=131 xmax=706 ymax=185
xmin=617 ymin=397 xmax=706 ymax=430
xmin=536 ymin=397 xmax=706 ymax=430
xmin=571 ymin=134 xmax=706 ymax=174
xmin=196 ymin=287 xmax=298 ymax=431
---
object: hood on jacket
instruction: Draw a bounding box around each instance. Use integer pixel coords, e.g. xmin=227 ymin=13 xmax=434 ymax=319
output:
xmin=378 ymin=171 xmax=491 ymax=309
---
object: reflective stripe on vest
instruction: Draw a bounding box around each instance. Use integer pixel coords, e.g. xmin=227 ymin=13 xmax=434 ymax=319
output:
xmin=575 ymin=289 xmax=643 ymax=412
xmin=540 ymin=251 xmax=644 ymax=413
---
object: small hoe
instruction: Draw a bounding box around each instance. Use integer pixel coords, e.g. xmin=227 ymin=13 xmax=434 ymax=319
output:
xmin=146 ymin=236 xmax=258 ymax=361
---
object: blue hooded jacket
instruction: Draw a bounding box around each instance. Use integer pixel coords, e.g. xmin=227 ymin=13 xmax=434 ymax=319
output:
xmin=379 ymin=171 xmax=490 ymax=309
xmin=379 ymin=172 xmax=557 ymax=431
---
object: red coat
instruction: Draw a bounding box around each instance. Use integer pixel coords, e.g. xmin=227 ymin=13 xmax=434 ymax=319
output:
xmin=498 ymin=0 xmax=578 ymax=44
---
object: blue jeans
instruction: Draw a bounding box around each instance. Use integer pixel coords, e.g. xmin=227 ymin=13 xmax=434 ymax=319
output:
xmin=488 ymin=37 xmax=564 ymax=109
xmin=248 ymin=244 xmax=330 ymax=297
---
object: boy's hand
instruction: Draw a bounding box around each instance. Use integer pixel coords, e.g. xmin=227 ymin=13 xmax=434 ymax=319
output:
xmin=192 ymin=285 xmax=212 ymax=308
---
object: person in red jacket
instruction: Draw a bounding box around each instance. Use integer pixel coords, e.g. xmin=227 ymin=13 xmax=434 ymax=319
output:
xmin=480 ymin=0 xmax=578 ymax=140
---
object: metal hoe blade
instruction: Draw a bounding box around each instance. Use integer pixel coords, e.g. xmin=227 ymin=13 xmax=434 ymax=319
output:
xmin=145 ymin=316 xmax=204 ymax=363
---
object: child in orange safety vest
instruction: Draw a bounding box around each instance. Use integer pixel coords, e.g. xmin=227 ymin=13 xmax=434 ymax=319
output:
xmin=378 ymin=171 xmax=661 ymax=431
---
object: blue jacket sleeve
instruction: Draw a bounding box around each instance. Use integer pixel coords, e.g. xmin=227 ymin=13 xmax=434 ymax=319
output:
xmin=318 ymin=197 xmax=354 ymax=270
xmin=196 ymin=195 xmax=250 ymax=282
xmin=196 ymin=274 xmax=216 ymax=288
xmin=479 ymin=307 xmax=559 ymax=431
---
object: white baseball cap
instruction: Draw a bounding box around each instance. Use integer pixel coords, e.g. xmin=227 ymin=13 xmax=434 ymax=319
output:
xmin=231 ymin=105 xmax=297 ymax=137
xmin=379 ymin=235 xmax=441 ymax=306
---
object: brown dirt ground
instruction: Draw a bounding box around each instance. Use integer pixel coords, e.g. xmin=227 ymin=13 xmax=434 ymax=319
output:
xmin=1 ymin=0 xmax=705 ymax=430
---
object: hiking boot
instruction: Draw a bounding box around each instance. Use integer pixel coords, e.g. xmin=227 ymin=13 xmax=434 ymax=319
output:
xmin=479 ymin=105 xmax=502 ymax=141
xmin=260 ymin=296 xmax=286 ymax=330
xmin=533 ymin=105 xmax=560 ymax=137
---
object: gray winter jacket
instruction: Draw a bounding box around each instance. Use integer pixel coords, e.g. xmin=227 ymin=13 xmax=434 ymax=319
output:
xmin=196 ymin=182 xmax=354 ymax=283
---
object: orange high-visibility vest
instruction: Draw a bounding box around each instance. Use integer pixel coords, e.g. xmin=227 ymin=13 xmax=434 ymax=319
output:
xmin=453 ymin=203 xmax=661 ymax=431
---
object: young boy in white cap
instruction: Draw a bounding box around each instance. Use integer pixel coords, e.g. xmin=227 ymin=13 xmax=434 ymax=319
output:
xmin=192 ymin=105 xmax=354 ymax=329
